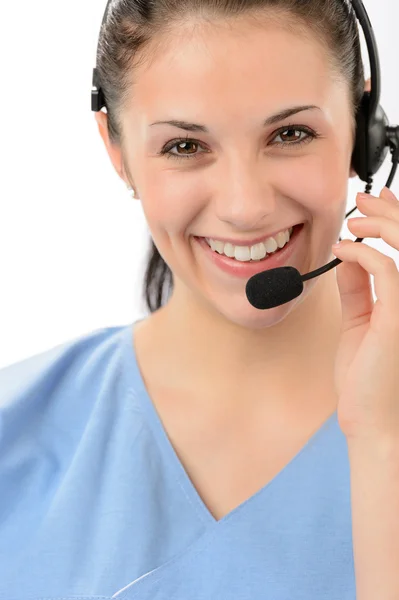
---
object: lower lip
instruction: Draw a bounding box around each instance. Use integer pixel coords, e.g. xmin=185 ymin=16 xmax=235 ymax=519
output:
xmin=194 ymin=224 xmax=304 ymax=279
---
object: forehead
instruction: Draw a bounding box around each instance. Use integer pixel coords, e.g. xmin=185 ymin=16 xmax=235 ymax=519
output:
xmin=126 ymin=16 xmax=347 ymax=124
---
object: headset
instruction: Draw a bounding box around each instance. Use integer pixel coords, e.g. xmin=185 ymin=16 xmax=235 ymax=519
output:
xmin=91 ymin=0 xmax=399 ymax=309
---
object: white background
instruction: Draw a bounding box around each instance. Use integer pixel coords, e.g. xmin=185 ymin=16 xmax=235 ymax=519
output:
xmin=1 ymin=0 xmax=398 ymax=368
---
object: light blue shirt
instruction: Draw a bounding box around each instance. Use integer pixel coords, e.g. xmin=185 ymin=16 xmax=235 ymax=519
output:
xmin=0 ymin=321 xmax=356 ymax=599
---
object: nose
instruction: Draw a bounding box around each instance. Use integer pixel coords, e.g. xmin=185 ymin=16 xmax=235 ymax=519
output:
xmin=214 ymin=164 xmax=277 ymax=230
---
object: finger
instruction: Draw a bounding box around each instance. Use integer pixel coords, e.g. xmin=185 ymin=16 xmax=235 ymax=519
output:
xmin=381 ymin=186 xmax=399 ymax=203
xmin=332 ymin=240 xmax=399 ymax=327
xmin=347 ymin=216 xmax=399 ymax=251
xmin=356 ymin=192 xmax=399 ymax=218
xmin=333 ymin=240 xmax=375 ymax=332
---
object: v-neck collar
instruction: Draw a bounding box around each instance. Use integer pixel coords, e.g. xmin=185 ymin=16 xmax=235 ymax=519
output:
xmin=121 ymin=320 xmax=338 ymax=527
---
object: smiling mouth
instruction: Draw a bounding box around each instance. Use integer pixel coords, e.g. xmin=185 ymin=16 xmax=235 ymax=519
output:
xmin=192 ymin=222 xmax=305 ymax=279
xmin=199 ymin=223 xmax=304 ymax=261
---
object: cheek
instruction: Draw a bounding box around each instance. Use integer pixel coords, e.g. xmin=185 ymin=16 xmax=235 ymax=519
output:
xmin=140 ymin=175 xmax=203 ymax=236
xmin=277 ymin=154 xmax=349 ymax=217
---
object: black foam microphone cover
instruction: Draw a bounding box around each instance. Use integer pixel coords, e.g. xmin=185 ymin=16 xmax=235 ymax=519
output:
xmin=245 ymin=266 xmax=304 ymax=309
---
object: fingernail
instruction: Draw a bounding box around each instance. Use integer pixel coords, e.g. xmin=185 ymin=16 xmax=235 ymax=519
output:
xmin=382 ymin=186 xmax=397 ymax=200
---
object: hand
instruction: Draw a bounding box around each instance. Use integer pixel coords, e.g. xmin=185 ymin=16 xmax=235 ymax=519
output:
xmin=331 ymin=186 xmax=399 ymax=441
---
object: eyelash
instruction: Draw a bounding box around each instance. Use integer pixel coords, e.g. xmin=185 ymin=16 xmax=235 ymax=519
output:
xmin=159 ymin=125 xmax=320 ymax=161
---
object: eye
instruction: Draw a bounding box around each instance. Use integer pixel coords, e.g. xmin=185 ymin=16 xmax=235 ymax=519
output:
xmin=159 ymin=125 xmax=320 ymax=161
xmin=273 ymin=126 xmax=314 ymax=145
xmin=159 ymin=136 xmax=205 ymax=161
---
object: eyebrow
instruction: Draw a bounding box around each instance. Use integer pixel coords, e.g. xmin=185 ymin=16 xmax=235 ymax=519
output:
xmin=149 ymin=105 xmax=321 ymax=132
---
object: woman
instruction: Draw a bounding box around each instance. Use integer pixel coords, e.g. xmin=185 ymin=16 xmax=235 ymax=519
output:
xmin=1 ymin=0 xmax=398 ymax=598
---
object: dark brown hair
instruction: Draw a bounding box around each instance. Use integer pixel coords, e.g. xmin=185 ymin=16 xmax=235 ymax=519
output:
xmin=95 ymin=0 xmax=365 ymax=313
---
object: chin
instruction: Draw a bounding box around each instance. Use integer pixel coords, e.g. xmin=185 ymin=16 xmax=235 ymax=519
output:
xmin=204 ymin=288 xmax=306 ymax=332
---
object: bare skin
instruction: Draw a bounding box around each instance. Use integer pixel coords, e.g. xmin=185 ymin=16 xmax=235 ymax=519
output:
xmin=95 ymin=13 xmax=369 ymax=520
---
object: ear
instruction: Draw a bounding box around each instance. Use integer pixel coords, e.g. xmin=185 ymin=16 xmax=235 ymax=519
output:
xmin=364 ymin=77 xmax=371 ymax=93
xmin=349 ymin=77 xmax=372 ymax=178
xmin=94 ymin=111 xmax=136 ymax=193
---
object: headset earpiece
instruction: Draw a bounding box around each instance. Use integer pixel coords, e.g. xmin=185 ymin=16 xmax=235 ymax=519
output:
xmin=351 ymin=91 xmax=390 ymax=183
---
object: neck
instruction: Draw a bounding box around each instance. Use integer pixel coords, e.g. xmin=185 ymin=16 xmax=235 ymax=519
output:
xmin=138 ymin=268 xmax=342 ymax=421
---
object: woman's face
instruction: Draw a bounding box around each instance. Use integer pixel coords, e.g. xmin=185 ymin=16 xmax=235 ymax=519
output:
xmin=106 ymin=15 xmax=355 ymax=328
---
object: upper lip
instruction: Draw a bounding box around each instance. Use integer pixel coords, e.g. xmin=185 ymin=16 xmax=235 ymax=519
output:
xmin=197 ymin=223 xmax=303 ymax=247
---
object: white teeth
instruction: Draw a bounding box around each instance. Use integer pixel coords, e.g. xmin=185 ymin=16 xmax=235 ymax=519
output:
xmin=234 ymin=246 xmax=251 ymax=262
xmin=212 ymin=240 xmax=225 ymax=254
xmin=206 ymin=226 xmax=294 ymax=262
xmin=224 ymin=243 xmax=235 ymax=258
xmin=251 ymin=242 xmax=267 ymax=261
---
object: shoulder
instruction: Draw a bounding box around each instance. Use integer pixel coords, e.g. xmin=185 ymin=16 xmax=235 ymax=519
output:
xmin=1 ymin=324 xmax=129 ymax=415
xmin=0 ymin=322 xmax=146 ymax=480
